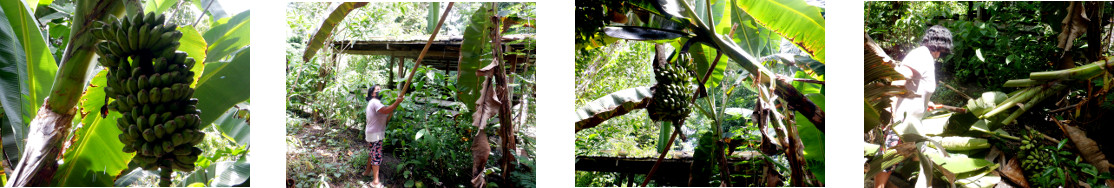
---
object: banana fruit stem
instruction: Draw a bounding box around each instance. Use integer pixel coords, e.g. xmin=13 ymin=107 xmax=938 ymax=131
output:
xmin=159 ymin=166 xmax=172 ymax=187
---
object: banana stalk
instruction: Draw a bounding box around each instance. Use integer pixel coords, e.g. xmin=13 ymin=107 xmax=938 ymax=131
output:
xmin=1002 ymin=79 xmax=1043 ymax=87
xmin=1002 ymin=84 xmax=1066 ymax=125
xmin=7 ymin=0 xmax=126 ymax=186
xmin=1029 ymin=58 xmax=1114 ymax=80
xmin=982 ymin=87 xmax=1040 ymax=119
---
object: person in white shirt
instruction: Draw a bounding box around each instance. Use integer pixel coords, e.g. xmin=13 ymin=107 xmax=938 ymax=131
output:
xmin=877 ymin=25 xmax=952 ymax=188
xmin=361 ymin=84 xmax=405 ymax=187
xmin=892 ymin=25 xmax=953 ymax=129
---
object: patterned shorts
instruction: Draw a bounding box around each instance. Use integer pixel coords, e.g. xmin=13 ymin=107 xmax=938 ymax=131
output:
xmin=368 ymin=141 xmax=383 ymax=165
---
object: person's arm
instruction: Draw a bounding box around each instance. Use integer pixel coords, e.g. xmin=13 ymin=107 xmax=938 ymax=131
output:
xmin=377 ymin=95 xmax=406 ymax=114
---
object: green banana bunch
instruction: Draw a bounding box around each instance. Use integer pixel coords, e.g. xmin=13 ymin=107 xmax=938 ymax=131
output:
xmin=647 ymin=52 xmax=695 ymax=124
xmin=1019 ymin=131 xmax=1054 ymax=186
xmin=92 ymin=12 xmax=203 ymax=179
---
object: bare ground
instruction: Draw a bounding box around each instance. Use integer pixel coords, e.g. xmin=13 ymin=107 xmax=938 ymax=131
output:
xmin=287 ymin=122 xmax=404 ymax=188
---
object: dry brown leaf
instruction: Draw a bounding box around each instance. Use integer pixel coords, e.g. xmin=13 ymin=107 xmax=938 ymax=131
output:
xmin=476 ymin=60 xmax=498 ymax=77
xmin=471 ymin=78 xmax=502 ymax=131
xmin=1000 ymin=157 xmax=1030 ymax=188
xmin=470 ymin=131 xmax=490 ymax=188
xmin=893 ymin=142 xmax=918 ymax=158
xmin=1058 ymin=2 xmax=1090 ymax=51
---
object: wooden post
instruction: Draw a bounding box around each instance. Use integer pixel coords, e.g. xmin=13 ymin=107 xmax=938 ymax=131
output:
xmin=397 ymin=57 xmax=405 ymax=89
xmin=388 ymin=56 xmax=396 ymax=88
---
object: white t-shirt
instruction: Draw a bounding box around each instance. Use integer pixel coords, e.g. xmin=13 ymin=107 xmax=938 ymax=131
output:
xmin=892 ymin=46 xmax=936 ymax=124
xmin=365 ymin=99 xmax=389 ymax=142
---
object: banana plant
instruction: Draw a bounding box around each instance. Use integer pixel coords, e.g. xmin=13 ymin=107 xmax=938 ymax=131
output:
xmin=574 ymin=0 xmax=824 ymax=186
xmin=0 ymin=0 xmax=249 ymax=186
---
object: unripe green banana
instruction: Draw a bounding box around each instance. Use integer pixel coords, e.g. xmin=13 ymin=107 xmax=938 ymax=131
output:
xmin=92 ymin=14 xmax=205 ymax=182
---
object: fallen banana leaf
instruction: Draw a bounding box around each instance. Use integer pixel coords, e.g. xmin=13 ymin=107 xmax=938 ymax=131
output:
xmin=925 ymin=152 xmax=994 ymax=175
xmin=943 ymin=112 xmax=978 ymax=135
xmin=966 ymin=91 xmax=1008 ymax=117
xmin=865 ymin=147 xmax=907 ymax=181
xmin=930 ymin=137 xmax=990 ymax=152
xmin=956 ymin=174 xmax=1000 ymax=188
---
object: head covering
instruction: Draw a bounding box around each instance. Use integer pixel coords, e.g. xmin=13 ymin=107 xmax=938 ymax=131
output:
xmin=921 ymin=25 xmax=953 ymax=57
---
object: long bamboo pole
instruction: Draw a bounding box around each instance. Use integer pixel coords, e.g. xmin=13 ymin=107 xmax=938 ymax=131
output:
xmin=397 ymin=2 xmax=455 ymax=97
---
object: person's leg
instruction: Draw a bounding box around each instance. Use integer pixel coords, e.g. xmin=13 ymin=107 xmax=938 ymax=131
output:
xmin=363 ymin=142 xmax=375 ymax=176
xmin=370 ymin=141 xmax=384 ymax=185
xmin=372 ymin=165 xmax=380 ymax=184
xmin=363 ymin=156 xmax=374 ymax=175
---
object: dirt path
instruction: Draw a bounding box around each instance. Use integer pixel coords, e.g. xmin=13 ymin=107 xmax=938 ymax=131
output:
xmin=287 ymin=122 xmax=405 ymax=188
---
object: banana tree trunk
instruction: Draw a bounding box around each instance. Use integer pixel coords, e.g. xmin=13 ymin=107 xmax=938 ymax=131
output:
xmin=6 ymin=0 xmax=125 ymax=186
xmin=488 ymin=5 xmax=518 ymax=186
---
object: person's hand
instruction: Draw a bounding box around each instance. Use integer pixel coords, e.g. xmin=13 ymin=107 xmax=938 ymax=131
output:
xmin=927 ymin=104 xmax=945 ymax=111
xmin=396 ymin=95 xmax=406 ymax=102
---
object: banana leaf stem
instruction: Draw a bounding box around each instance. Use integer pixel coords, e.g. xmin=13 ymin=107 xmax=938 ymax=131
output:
xmin=981 ymin=87 xmax=1040 ymax=119
xmin=1003 ymin=79 xmax=1043 ymax=87
xmin=1002 ymin=84 xmax=1065 ymax=125
xmin=968 ymin=126 xmax=1021 ymax=141
xmin=1029 ymin=58 xmax=1113 ymax=80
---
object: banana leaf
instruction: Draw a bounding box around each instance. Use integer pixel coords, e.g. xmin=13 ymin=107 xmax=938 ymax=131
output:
xmin=176 ymin=25 xmax=207 ymax=87
xmin=188 ymin=0 xmax=227 ymax=20
xmin=203 ymin=10 xmax=249 ymax=64
xmin=734 ymin=0 xmax=825 ymax=63
xmin=214 ymin=103 xmax=249 ymax=146
xmin=142 ymin=0 xmax=175 ymax=14
xmin=575 ymin=87 xmax=654 ymax=132
xmin=194 ymin=47 xmax=249 ymax=128
xmin=456 ymin=3 xmax=494 ymax=112
xmin=302 ymin=2 xmax=366 ymax=62
xmin=0 ymin=0 xmax=61 ymax=164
